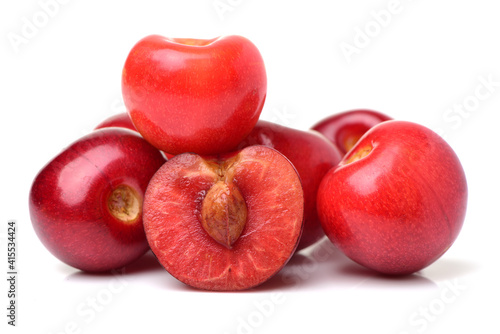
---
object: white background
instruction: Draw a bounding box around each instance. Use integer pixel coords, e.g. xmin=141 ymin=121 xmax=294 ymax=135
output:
xmin=1 ymin=1 xmax=499 ymax=333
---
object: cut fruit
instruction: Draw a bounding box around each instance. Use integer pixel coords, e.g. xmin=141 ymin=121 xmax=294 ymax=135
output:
xmin=237 ymin=120 xmax=342 ymax=251
xmin=143 ymin=146 xmax=304 ymax=291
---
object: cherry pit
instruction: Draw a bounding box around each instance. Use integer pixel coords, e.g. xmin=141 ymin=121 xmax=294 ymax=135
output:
xmin=29 ymin=34 xmax=467 ymax=291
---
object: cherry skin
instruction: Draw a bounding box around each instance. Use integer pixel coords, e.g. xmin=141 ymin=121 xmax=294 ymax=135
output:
xmin=317 ymin=121 xmax=467 ymax=275
xmin=312 ymin=109 xmax=392 ymax=155
xmin=143 ymin=146 xmax=304 ymax=291
xmin=94 ymin=112 xmax=137 ymax=132
xmin=237 ymin=120 xmax=342 ymax=251
xmin=122 ymin=35 xmax=267 ymax=155
xmin=29 ymin=128 xmax=166 ymax=272
xmin=94 ymin=113 xmax=175 ymax=160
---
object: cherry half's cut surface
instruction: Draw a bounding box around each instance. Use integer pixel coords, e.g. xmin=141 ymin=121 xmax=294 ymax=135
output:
xmin=29 ymin=128 xmax=166 ymax=272
xmin=237 ymin=120 xmax=342 ymax=250
xmin=143 ymin=145 xmax=304 ymax=291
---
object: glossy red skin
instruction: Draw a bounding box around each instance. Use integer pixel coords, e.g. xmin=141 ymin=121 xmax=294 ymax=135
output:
xmin=317 ymin=121 xmax=467 ymax=275
xmin=312 ymin=109 xmax=392 ymax=155
xmin=94 ymin=112 xmax=137 ymax=132
xmin=29 ymin=128 xmax=166 ymax=272
xmin=122 ymin=35 xmax=267 ymax=155
xmin=237 ymin=120 xmax=342 ymax=251
xmin=144 ymin=146 xmax=304 ymax=291
xmin=94 ymin=113 xmax=174 ymax=159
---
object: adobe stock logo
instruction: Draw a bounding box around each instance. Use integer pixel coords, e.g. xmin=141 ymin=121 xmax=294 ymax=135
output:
xmin=435 ymin=74 xmax=499 ymax=140
xmin=47 ymin=269 xmax=129 ymax=334
xmin=339 ymin=0 xmax=414 ymax=63
xmin=398 ymin=279 xmax=467 ymax=334
xmin=6 ymin=0 xmax=71 ymax=54
xmin=222 ymin=294 xmax=287 ymax=334
xmin=212 ymin=0 xmax=245 ymax=21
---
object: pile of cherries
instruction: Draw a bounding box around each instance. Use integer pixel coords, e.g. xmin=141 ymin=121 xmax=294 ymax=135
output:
xmin=29 ymin=35 xmax=467 ymax=291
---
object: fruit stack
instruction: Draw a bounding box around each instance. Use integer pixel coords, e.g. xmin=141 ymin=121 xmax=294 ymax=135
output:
xmin=29 ymin=35 xmax=468 ymax=291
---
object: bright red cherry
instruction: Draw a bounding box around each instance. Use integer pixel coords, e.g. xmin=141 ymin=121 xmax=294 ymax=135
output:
xmin=312 ymin=109 xmax=392 ymax=154
xmin=29 ymin=128 xmax=166 ymax=272
xmin=122 ymin=35 xmax=267 ymax=155
xmin=317 ymin=121 xmax=467 ymax=275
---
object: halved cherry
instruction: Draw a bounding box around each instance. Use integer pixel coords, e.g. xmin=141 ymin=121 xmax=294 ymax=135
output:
xmin=143 ymin=146 xmax=304 ymax=291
